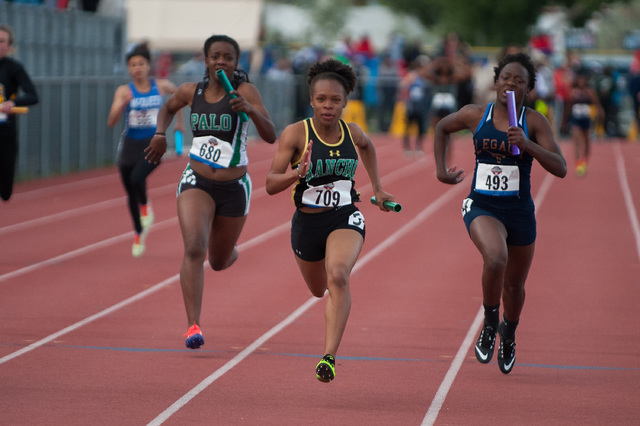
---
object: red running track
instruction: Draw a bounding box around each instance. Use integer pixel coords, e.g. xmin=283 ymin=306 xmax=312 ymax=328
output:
xmin=0 ymin=135 xmax=639 ymax=425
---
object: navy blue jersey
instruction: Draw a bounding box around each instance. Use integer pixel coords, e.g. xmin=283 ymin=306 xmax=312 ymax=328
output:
xmin=470 ymin=103 xmax=534 ymax=203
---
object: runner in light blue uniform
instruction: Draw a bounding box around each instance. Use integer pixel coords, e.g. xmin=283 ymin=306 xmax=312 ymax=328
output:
xmin=108 ymin=43 xmax=182 ymax=257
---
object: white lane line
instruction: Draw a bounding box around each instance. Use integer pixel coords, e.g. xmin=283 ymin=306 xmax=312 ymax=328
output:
xmin=0 ymin=219 xmax=176 ymax=283
xmin=614 ymin=143 xmax=640 ymax=261
xmin=0 ymin=154 xmax=431 ymax=282
xmin=0 ymin=220 xmax=288 ymax=366
xmin=11 ymin=174 xmax=119 ymax=201
xmin=0 ymin=154 xmax=435 ymax=355
xmin=1 ymin=154 xmax=280 ymax=235
xmin=0 ymin=184 xmax=172 ymax=236
xmin=421 ymin=308 xmax=483 ymax=426
xmin=147 ymin=184 xmax=467 ymax=426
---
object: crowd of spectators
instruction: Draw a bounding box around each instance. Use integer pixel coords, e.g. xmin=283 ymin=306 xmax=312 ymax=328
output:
xmin=248 ymin=31 xmax=639 ymax=140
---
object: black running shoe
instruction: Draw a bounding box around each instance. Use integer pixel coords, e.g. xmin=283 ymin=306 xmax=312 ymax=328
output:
xmin=497 ymin=321 xmax=516 ymax=374
xmin=475 ymin=323 xmax=497 ymax=364
xmin=315 ymin=354 xmax=336 ymax=383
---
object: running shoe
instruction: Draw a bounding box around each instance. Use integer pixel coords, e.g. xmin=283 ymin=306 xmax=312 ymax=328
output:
xmin=132 ymin=234 xmax=145 ymax=258
xmin=184 ymin=323 xmax=204 ymax=349
xmin=315 ymin=354 xmax=336 ymax=383
xmin=140 ymin=203 xmax=154 ymax=232
xmin=497 ymin=321 xmax=516 ymax=374
xmin=475 ymin=323 xmax=497 ymax=364
xmin=575 ymin=161 xmax=587 ymax=177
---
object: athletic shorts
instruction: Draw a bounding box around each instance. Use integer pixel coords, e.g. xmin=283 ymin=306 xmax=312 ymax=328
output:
xmin=117 ymin=135 xmax=152 ymax=168
xmin=461 ymin=195 xmax=536 ymax=246
xmin=291 ymin=204 xmax=365 ymax=262
xmin=176 ymin=165 xmax=251 ymax=217
xmin=571 ymin=116 xmax=591 ymax=130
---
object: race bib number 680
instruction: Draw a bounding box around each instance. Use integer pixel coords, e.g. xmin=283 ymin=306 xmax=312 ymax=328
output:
xmin=189 ymin=135 xmax=234 ymax=168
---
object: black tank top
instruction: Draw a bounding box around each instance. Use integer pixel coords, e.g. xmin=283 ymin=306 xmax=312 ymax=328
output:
xmin=292 ymin=118 xmax=360 ymax=209
xmin=189 ymin=80 xmax=249 ymax=168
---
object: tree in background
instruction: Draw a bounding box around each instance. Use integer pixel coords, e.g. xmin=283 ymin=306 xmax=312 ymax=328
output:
xmin=377 ymin=0 xmax=631 ymax=47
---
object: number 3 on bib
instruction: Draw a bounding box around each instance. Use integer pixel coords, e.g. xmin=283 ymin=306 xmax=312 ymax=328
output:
xmin=348 ymin=211 xmax=365 ymax=230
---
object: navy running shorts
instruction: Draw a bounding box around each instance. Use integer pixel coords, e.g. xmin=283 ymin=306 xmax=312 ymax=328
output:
xmin=571 ymin=116 xmax=591 ymax=130
xmin=461 ymin=196 xmax=536 ymax=246
xmin=291 ymin=204 xmax=365 ymax=262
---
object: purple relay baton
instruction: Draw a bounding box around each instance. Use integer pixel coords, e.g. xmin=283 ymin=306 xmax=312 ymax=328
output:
xmin=506 ymin=90 xmax=520 ymax=155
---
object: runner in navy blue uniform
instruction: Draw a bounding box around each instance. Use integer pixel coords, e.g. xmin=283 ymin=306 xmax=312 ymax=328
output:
xmin=568 ymin=69 xmax=603 ymax=177
xmin=0 ymin=25 xmax=38 ymax=202
xmin=266 ymin=59 xmax=394 ymax=382
xmin=108 ymin=43 xmax=183 ymax=257
xmin=145 ymin=35 xmax=276 ymax=349
xmin=434 ymin=53 xmax=567 ymax=374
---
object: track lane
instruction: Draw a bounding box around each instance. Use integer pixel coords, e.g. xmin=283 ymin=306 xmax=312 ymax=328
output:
xmin=0 ymin=138 xmax=638 ymax=425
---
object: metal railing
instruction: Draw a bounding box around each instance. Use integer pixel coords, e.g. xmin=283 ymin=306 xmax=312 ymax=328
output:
xmin=16 ymin=75 xmax=297 ymax=180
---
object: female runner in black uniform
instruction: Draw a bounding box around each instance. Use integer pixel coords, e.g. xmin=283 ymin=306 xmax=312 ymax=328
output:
xmin=145 ymin=35 xmax=276 ymax=349
xmin=266 ymin=59 xmax=394 ymax=382
xmin=434 ymin=53 xmax=566 ymax=374
xmin=0 ymin=24 xmax=38 ymax=202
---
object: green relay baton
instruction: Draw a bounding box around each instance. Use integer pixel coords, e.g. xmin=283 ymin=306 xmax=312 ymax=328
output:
xmin=370 ymin=196 xmax=402 ymax=213
xmin=215 ymin=69 xmax=248 ymax=122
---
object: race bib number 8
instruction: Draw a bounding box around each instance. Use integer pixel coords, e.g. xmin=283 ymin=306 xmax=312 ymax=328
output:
xmin=475 ymin=163 xmax=520 ymax=196
xmin=189 ymin=135 xmax=234 ymax=168
xmin=302 ymin=180 xmax=353 ymax=208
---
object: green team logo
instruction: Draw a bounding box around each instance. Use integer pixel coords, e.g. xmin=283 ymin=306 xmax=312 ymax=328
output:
xmin=312 ymin=158 xmax=358 ymax=179
xmin=191 ymin=113 xmax=233 ymax=131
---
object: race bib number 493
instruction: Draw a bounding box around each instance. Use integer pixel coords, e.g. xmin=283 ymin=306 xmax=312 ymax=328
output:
xmin=474 ymin=163 xmax=520 ymax=196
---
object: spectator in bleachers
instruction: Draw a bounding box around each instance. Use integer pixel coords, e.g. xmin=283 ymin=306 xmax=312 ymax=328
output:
xmin=554 ymin=50 xmax=582 ymax=136
xmin=528 ymin=49 xmax=556 ymax=130
xmin=175 ymin=51 xmax=206 ymax=77
xmin=594 ymin=64 xmax=622 ymax=138
xmin=399 ymin=55 xmax=431 ymax=154
xmin=376 ymin=52 xmax=399 ymax=133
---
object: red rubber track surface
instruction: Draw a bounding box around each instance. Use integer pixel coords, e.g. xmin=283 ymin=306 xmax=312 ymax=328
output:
xmin=0 ymin=135 xmax=638 ymax=425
